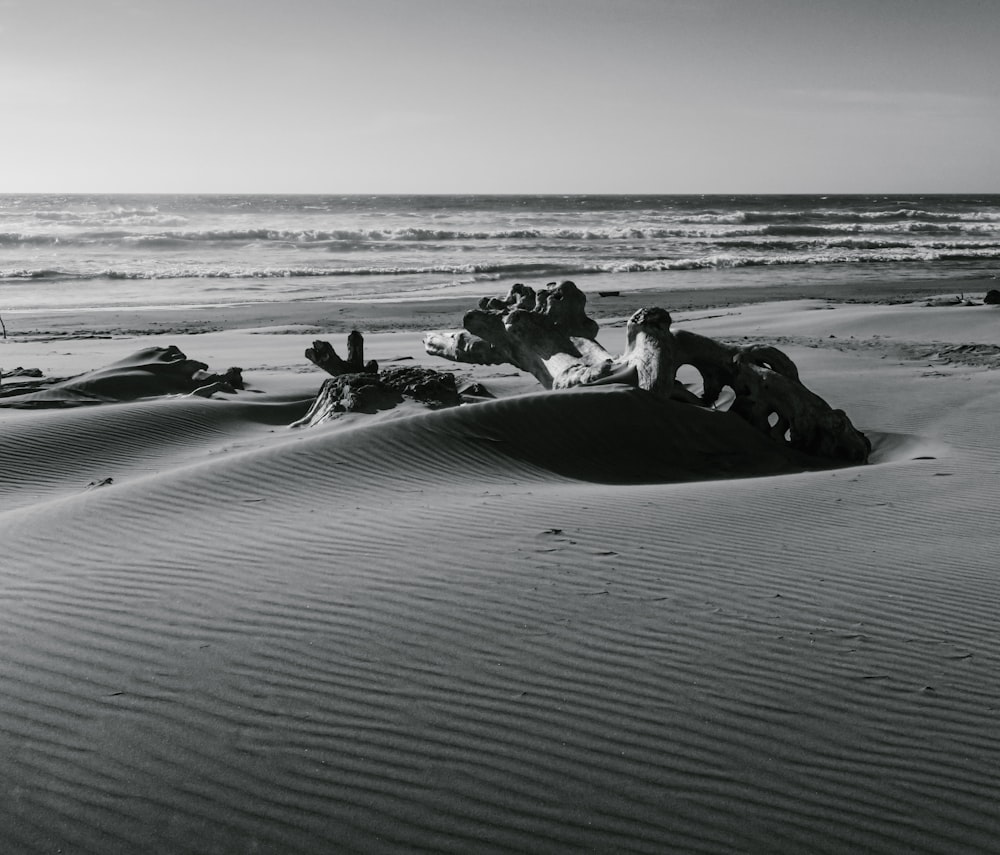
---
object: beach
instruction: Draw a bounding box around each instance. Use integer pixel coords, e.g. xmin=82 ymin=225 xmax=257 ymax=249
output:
xmin=6 ymin=0 xmax=1000 ymax=836
xmin=3 ymin=281 xmax=1000 ymax=853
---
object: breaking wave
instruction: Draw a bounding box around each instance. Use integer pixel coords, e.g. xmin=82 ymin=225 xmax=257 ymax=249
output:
xmin=1 ymin=219 xmax=997 ymax=251
xmin=5 ymin=243 xmax=1000 ymax=283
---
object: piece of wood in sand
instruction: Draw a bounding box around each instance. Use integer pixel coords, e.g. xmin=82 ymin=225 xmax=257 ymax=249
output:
xmin=305 ymin=331 xmax=378 ymax=376
xmin=298 ymin=331 xmax=462 ymax=427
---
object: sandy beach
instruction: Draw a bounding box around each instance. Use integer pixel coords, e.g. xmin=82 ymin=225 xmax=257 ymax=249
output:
xmin=3 ymin=283 xmax=1000 ymax=853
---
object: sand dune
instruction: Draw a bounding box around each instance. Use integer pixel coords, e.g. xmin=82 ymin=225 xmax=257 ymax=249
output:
xmin=2 ymin=298 xmax=1000 ymax=853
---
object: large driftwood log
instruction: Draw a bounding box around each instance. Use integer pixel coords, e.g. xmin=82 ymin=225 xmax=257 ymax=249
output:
xmin=424 ymin=281 xmax=871 ymax=463
xmin=671 ymin=329 xmax=868 ymax=462
xmin=426 ymin=280 xmax=618 ymax=388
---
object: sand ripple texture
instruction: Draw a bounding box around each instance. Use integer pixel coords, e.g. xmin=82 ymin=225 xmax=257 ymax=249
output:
xmin=1 ymin=366 xmax=999 ymax=853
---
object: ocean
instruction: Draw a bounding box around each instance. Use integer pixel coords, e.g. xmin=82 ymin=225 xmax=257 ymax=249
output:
xmin=2 ymin=193 xmax=999 ymax=313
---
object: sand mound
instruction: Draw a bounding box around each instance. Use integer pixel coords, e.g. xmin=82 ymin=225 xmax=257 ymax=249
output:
xmin=403 ymin=385 xmax=842 ymax=483
xmin=0 ymin=393 xmax=311 ymax=511
xmin=0 ymin=381 xmax=847 ymax=515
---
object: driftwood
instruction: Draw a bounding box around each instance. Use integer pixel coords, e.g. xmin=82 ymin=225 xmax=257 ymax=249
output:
xmin=424 ymin=281 xmax=670 ymax=391
xmin=0 ymin=346 xmax=244 ymax=407
xmin=424 ymin=281 xmax=871 ymax=464
xmin=295 ymin=332 xmax=461 ymax=427
xmin=306 ymin=332 xmax=378 ymax=376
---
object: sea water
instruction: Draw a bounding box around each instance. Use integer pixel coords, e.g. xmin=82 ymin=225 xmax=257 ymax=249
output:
xmin=1 ymin=194 xmax=999 ymax=313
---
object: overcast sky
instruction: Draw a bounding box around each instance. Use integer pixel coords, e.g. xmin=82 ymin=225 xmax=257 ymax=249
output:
xmin=2 ymin=0 xmax=998 ymax=194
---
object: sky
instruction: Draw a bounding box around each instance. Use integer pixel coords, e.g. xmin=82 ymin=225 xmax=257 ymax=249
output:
xmin=1 ymin=0 xmax=998 ymax=194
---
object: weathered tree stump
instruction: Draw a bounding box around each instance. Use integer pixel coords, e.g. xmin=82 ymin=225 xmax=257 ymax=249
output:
xmin=424 ymin=281 xmax=871 ymax=464
xmin=296 ymin=333 xmax=462 ymax=427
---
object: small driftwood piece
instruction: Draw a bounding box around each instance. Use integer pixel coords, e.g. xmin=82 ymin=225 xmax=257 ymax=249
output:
xmin=189 ymin=366 xmax=244 ymax=397
xmin=306 ymin=331 xmax=378 ymax=376
xmin=424 ymin=280 xmax=871 ymax=464
xmin=296 ymin=332 xmax=461 ymax=427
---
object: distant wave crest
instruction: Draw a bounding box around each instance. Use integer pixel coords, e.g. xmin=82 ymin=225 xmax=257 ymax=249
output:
xmin=687 ymin=208 xmax=1000 ymax=226
xmin=29 ymin=207 xmax=189 ymax=227
xmin=1 ymin=218 xmax=996 ymax=250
